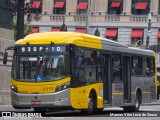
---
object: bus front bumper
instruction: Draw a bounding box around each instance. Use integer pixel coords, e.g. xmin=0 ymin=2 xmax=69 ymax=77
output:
xmin=11 ymin=89 xmax=71 ymax=108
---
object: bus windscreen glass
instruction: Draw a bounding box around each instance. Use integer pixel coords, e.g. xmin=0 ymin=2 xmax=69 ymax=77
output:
xmin=12 ymin=54 xmax=69 ymax=82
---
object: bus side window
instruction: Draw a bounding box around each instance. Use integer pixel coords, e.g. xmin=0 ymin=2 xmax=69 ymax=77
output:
xmin=147 ymin=57 xmax=155 ymax=74
xmin=75 ymin=47 xmax=85 ymax=86
xmin=85 ymin=50 xmax=97 ymax=83
xmin=132 ymin=56 xmax=142 ymax=76
xmin=142 ymin=57 xmax=150 ymax=76
xmin=76 ymin=56 xmax=84 ymax=67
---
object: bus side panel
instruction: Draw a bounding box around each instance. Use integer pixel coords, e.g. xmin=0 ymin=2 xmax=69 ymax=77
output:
xmin=130 ymin=53 xmax=157 ymax=104
xmin=70 ymin=83 xmax=103 ymax=109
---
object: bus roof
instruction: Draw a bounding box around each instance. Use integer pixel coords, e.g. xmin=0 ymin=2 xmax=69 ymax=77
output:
xmin=16 ymin=32 xmax=102 ymax=49
xmin=16 ymin=32 xmax=100 ymax=44
xmin=15 ymin=32 xmax=154 ymax=56
xmin=128 ymin=47 xmax=153 ymax=53
xmin=16 ymin=32 xmax=129 ymax=49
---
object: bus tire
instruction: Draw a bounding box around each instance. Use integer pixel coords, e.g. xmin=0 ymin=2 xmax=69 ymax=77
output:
xmin=133 ymin=93 xmax=141 ymax=111
xmin=81 ymin=93 xmax=96 ymax=114
xmin=123 ymin=93 xmax=141 ymax=112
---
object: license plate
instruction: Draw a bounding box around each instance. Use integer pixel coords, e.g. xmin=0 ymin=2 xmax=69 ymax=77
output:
xmin=31 ymin=101 xmax=41 ymax=105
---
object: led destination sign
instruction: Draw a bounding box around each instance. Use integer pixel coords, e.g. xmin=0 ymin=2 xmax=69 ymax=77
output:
xmin=16 ymin=45 xmax=68 ymax=53
xmin=20 ymin=57 xmax=37 ymax=61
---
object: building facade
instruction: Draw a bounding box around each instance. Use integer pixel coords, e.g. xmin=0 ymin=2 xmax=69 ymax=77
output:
xmin=27 ymin=0 xmax=160 ymax=47
xmin=0 ymin=0 xmax=14 ymax=105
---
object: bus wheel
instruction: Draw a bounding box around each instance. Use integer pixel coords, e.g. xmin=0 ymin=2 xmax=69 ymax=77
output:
xmin=123 ymin=93 xmax=141 ymax=112
xmin=81 ymin=93 xmax=95 ymax=114
xmin=133 ymin=93 xmax=141 ymax=111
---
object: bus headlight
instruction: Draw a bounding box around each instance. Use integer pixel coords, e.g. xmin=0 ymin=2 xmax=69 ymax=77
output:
xmin=55 ymin=82 xmax=70 ymax=92
xmin=11 ymin=84 xmax=18 ymax=93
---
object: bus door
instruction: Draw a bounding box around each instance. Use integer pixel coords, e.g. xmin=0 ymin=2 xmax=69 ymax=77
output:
xmin=111 ymin=54 xmax=124 ymax=106
xmin=122 ymin=56 xmax=131 ymax=103
xmin=102 ymin=53 xmax=112 ymax=105
xmin=147 ymin=57 xmax=156 ymax=102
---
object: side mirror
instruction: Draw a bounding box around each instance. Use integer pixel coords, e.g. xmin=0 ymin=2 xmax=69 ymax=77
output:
xmin=3 ymin=52 xmax=8 ymax=65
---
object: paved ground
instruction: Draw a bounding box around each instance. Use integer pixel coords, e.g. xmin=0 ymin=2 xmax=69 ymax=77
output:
xmin=0 ymin=100 xmax=160 ymax=120
xmin=0 ymin=100 xmax=160 ymax=112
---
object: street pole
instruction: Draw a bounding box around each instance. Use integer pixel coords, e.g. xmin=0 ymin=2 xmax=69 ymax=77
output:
xmin=146 ymin=13 xmax=152 ymax=49
xmin=16 ymin=0 xmax=25 ymax=41
xmin=86 ymin=0 xmax=91 ymax=34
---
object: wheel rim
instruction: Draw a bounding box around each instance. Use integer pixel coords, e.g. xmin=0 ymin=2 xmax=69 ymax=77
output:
xmin=135 ymin=98 xmax=139 ymax=109
xmin=88 ymin=98 xmax=93 ymax=111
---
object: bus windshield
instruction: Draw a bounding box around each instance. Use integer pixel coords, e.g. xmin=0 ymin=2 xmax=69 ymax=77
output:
xmin=12 ymin=54 xmax=70 ymax=82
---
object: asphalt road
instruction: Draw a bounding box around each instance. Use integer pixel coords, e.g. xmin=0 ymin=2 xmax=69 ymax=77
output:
xmin=43 ymin=105 xmax=160 ymax=117
xmin=0 ymin=104 xmax=160 ymax=120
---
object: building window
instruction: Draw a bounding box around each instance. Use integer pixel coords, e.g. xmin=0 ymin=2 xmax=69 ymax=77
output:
xmin=51 ymin=27 xmax=60 ymax=32
xmin=130 ymin=29 xmax=144 ymax=45
xmin=108 ymin=0 xmax=123 ymax=14
xmin=53 ymin=0 xmax=66 ymax=14
xmin=31 ymin=0 xmax=42 ymax=14
xmin=75 ymin=28 xmax=86 ymax=33
xmin=31 ymin=27 xmax=39 ymax=33
xmin=104 ymin=28 xmax=118 ymax=41
xmin=77 ymin=0 xmax=88 ymax=14
xmin=131 ymin=0 xmax=150 ymax=15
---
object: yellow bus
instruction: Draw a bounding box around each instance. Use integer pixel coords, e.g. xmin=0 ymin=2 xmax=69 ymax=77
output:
xmin=3 ymin=32 xmax=157 ymax=114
